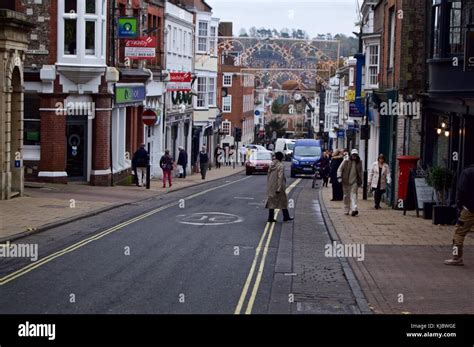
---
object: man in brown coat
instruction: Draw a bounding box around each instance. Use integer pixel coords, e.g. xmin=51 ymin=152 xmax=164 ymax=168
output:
xmin=337 ymin=149 xmax=363 ymax=216
xmin=266 ymin=152 xmax=294 ymax=223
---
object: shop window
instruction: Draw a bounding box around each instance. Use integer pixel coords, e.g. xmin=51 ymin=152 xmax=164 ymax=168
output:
xmin=24 ymin=94 xmax=40 ymax=146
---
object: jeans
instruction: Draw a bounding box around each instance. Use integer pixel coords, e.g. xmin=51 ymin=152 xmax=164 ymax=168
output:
xmin=162 ymin=169 xmax=172 ymax=187
xmin=343 ymin=183 xmax=359 ymax=213
xmin=137 ymin=167 xmax=146 ymax=187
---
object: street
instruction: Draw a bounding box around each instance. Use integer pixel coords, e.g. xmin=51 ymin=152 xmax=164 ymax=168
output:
xmin=0 ymin=164 xmax=359 ymax=314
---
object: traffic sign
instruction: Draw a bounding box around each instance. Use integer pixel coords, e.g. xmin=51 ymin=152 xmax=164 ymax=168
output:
xmin=142 ymin=109 xmax=157 ymax=126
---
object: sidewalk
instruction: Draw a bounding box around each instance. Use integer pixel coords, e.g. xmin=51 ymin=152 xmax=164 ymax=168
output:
xmin=320 ymin=186 xmax=474 ymax=314
xmin=0 ymin=166 xmax=243 ymax=242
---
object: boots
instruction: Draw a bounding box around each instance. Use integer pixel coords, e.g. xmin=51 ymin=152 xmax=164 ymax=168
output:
xmin=444 ymin=245 xmax=464 ymax=266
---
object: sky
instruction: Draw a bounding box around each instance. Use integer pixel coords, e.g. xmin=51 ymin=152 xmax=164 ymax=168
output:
xmin=206 ymin=0 xmax=361 ymax=38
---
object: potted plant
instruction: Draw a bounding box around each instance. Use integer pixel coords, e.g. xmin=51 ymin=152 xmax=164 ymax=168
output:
xmin=426 ymin=166 xmax=457 ymax=225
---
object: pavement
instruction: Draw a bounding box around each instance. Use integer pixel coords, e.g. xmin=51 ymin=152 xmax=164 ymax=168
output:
xmin=320 ymin=186 xmax=474 ymax=314
xmin=0 ymin=166 xmax=243 ymax=243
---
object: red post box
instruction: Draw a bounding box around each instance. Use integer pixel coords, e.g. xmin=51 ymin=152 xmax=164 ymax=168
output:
xmin=397 ymin=156 xmax=419 ymax=200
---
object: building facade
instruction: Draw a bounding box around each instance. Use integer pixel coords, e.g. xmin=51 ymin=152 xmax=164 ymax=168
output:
xmin=0 ymin=5 xmax=33 ymax=200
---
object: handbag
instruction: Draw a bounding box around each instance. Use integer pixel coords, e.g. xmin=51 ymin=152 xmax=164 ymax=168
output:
xmin=178 ymin=165 xmax=184 ymax=174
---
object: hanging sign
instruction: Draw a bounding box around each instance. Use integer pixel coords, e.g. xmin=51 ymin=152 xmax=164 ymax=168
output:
xmin=167 ymin=72 xmax=192 ymax=92
xmin=125 ymin=37 xmax=157 ymax=60
xmin=118 ymin=17 xmax=138 ymax=38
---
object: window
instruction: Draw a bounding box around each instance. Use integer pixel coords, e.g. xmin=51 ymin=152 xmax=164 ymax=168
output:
xmin=173 ymin=27 xmax=177 ymax=53
xmin=388 ymin=7 xmax=396 ymax=69
xmin=198 ymin=21 xmax=208 ymax=52
xmin=222 ymin=121 xmax=231 ymax=136
xmin=197 ymin=77 xmax=207 ymax=108
xmin=367 ymin=44 xmax=379 ymax=86
xmin=183 ymin=30 xmax=187 ymax=56
xmin=210 ymin=26 xmax=217 ymax=55
xmin=167 ymin=25 xmax=172 ymax=52
xmin=85 ymin=21 xmax=95 ymax=55
xmin=178 ymin=29 xmax=182 ymax=54
xmin=432 ymin=1 xmax=442 ymax=57
xmin=208 ymin=77 xmax=216 ymax=107
xmin=24 ymin=94 xmax=40 ymax=146
xmin=64 ymin=18 xmax=77 ymax=55
xmin=222 ymin=96 xmax=232 ymax=113
xmin=448 ymin=0 xmax=463 ymax=54
xmin=223 ymin=74 xmax=232 ymax=87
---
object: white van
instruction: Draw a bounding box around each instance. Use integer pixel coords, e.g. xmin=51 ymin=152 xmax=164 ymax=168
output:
xmin=275 ymin=138 xmax=296 ymax=161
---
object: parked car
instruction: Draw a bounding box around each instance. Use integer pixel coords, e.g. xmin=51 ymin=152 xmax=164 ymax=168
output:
xmin=290 ymin=139 xmax=323 ymax=178
xmin=246 ymin=151 xmax=273 ymax=175
xmin=245 ymin=144 xmax=267 ymax=152
xmin=275 ymin=138 xmax=296 ymax=161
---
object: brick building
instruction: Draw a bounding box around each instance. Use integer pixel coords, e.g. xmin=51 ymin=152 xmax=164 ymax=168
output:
xmin=217 ymin=22 xmax=255 ymax=156
xmin=19 ymin=0 xmax=166 ymax=186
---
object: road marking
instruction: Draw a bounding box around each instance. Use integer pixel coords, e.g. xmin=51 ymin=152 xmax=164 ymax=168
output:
xmin=176 ymin=212 xmax=243 ymax=226
xmin=234 ymin=197 xmax=254 ymax=200
xmin=235 ymin=178 xmax=302 ymax=314
xmin=0 ymin=176 xmax=251 ymax=286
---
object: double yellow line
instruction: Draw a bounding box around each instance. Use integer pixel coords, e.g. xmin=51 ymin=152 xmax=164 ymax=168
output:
xmin=0 ymin=176 xmax=251 ymax=286
xmin=235 ymin=178 xmax=301 ymax=314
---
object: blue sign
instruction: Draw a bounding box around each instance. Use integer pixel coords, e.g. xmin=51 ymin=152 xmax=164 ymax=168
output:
xmin=15 ymin=160 xmax=21 ymax=168
xmin=349 ymin=102 xmax=364 ymax=118
xmin=255 ymin=110 xmax=261 ymax=116
xmin=337 ymin=130 xmax=345 ymax=138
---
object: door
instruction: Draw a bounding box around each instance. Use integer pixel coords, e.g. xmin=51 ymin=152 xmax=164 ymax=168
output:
xmin=66 ymin=119 xmax=87 ymax=180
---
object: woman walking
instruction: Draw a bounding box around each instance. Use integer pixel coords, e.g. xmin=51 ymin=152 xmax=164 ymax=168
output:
xmin=199 ymin=146 xmax=209 ymax=180
xmin=266 ymin=152 xmax=294 ymax=223
xmin=329 ymin=149 xmax=344 ymax=201
xmin=159 ymin=149 xmax=175 ymax=188
xmin=320 ymin=151 xmax=331 ymax=187
xmin=368 ymin=154 xmax=391 ymax=209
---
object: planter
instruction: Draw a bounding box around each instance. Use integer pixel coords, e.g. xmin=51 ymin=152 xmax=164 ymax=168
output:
xmin=432 ymin=205 xmax=457 ymax=225
xmin=423 ymin=201 xmax=436 ymax=220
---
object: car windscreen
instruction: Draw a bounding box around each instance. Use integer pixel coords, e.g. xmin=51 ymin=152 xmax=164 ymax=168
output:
xmin=294 ymin=146 xmax=321 ymax=157
xmin=251 ymin=152 xmax=273 ymax=161
xmin=287 ymin=143 xmax=295 ymax=150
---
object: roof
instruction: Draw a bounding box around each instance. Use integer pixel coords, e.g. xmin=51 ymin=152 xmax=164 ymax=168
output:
xmin=295 ymin=139 xmax=322 ymax=145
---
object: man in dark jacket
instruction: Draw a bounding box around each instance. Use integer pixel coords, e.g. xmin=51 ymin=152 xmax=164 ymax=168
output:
xmin=199 ymin=146 xmax=209 ymax=180
xmin=445 ymin=164 xmax=474 ymax=266
xmin=132 ymin=144 xmax=149 ymax=187
xmin=329 ymin=149 xmax=344 ymax=201
xmin=177 ymin=147 xmax=188 ymax=179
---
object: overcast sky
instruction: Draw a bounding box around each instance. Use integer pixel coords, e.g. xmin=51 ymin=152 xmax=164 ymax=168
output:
xmin=207 ymin=0 xmax=360 ymax=38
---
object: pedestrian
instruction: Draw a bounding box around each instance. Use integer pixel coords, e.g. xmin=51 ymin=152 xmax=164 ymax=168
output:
xmin=132 ymin=143 xmax=149 ymax=187
xmin=320 ymin=151 xmax=331 ymax=187
xmin=368 ymin=154 xmax=391 ymax=209
xmin=159 ymin=149 xmax=174 ymax=188
xmin=265 ymin=151 xmax=294 ymax=223
xmin=337 ymin=149 xmax=363 ymax=216
xmin=329 ymin=149 xmax=344 ymax=201
xmin=246 ymin=147 xmax=252 ymax=164
xmin=240 ymin=145 xmax=247 ymax=166
xmin=229 ymin=145 xmax=235 ymax=169
xmin=444 ymin=164 xmax=474 ymax=266
xmin=177 ymin=146 xmax=188 ymax=179
xmin=199 ymin=146 xmax=209 ymax=180
xmin=214 ymin=146 xmax=222 ymax=169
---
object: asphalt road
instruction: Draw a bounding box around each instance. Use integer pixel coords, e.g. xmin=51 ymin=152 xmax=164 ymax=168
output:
xmin=0 ymin=164 xmax=303 ymax=314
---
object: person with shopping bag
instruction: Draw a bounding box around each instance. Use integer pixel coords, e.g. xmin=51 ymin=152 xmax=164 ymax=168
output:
xmin=177 ymin=147 xmax=188 ymax=179
xmin=159 ymin=149 xmax=175 ymax=188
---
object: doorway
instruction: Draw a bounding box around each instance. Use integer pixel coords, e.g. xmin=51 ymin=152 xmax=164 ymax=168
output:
xmin=66 ymin=117 xmax=88 ymax=180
